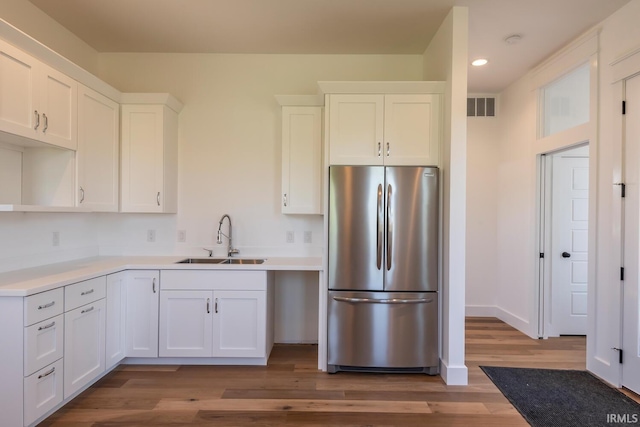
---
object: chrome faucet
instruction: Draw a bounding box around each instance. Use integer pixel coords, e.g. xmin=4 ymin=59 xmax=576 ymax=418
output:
xmin=217 ymin=214 xmax=239 ymax=257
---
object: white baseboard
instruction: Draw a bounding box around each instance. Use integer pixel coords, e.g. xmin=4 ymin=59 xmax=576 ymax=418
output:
xmin=495 ymin=306 xmax=537 ymax=338
xmin=440 ymin=359 xmax=468 ymax=385
xmin=465 ymin=305 xmax=497 ymax=317
xmin=465 ymin=305 xmax=538 ymax=338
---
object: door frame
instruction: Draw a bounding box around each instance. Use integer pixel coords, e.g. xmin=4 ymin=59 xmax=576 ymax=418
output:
xmin=537 ymin=143 xmax=589 ymax=338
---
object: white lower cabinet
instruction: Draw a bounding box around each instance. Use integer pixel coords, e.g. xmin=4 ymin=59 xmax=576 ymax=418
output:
xmin=159 ymin=290 xmax=213 ymax=357
xmin=159 ymin=270 xmax=274 ymax=361
xmin=105 ymin=272 xmax=127 ymax=369
xmin=125 ymin=271 xmax=160 ymax=358
xmin=213 ymin=290 xmax=266 ymax=358
xmin=64 ymin=298 xmax=106 ymax=399
xmin=24 ymin=358 xmax=64 ymax=426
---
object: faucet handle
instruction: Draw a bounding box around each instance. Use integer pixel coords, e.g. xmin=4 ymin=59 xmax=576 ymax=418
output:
xmin=202 ymin=248 xmax=214 ymax=257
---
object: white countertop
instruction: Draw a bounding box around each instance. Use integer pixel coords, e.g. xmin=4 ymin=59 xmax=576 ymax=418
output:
xmin=0 ymin=256 xmax=323 ymax=297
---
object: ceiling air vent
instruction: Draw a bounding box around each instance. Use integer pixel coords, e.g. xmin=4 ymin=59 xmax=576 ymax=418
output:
xmin=467 ymin=97 xmax=496 ymax=117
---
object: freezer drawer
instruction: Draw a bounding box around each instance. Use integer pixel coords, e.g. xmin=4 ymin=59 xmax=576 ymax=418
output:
xmin=327 ymin=291 xmax=438 ymax=374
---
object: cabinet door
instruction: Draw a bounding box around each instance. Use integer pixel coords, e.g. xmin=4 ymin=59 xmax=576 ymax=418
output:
xmin=121 ymin=105 xmax=164 ymax=213
xmin=125 ymin=271 xmax=159 ymax=357
xmin=106 ymin=272 xmax=127 ymax=370
xmin=38 ymin=64 xmax=77 ymax=150
xmin=77 ymin=85 xmax=119 ymax=211
xmin=64 ymin=299 xmax=106 ymax=399
xmin=0 ymin=40 xmax=39 ymax=140
xmin=282 ymin=106 xmax=322 ymax=214
xmin=328 ymin=94 xmax=384 ymax=166
xmin=212 ymin=290 xmax=266 ymax=358
xmin=159 ymin=290 xmax=213 ymax=357
xmin=383 ymin=94 xmax=440 ymax=166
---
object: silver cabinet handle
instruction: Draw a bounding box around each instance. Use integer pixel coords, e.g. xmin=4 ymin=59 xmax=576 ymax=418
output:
xmin=333 ymin=296 xmax=433 ymax=304
xmin=207 ymin=298 xmax=210 ymax=314
xmin=38 ymin=301 xmax=55 ymax=310
xmin=152 ymin=278 xmax=156 ymax=293
xmin=157 ymin=192 xmax=161 ymax=206
xmin=38 ymin=321 xmax=56 ymax=331
xmin=386 ymin=184 xmax=393 ymax=271
xmin=283 ymin=193 xmax=287 ymax=207
xmin=38 ymin=366 xmax=55 ymax=379
xmin=81 ymin=306 xmax=94 ymax=314
xmin=34 ymin=110 xmax=40 ymax=130
xmin=214 ymin=298 xmax=218 ymax=313
xmin=376 ymin=183 xmax=383 ymax=270
xmin=81 ymin=289 xmax=94 ymax=296
xmin=42 ymin=113 xmax=48 ymax=133
xmin=377 ymin=142 xmax=381 ymax=157
xmin=79 ymin=186 xmax=85 ymax=203
xmin=386 ymin=142 xmax=390 ymax=157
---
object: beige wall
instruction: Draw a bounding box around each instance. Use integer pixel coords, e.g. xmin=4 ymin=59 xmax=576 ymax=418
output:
xmin=0 ymin=0 xmax=99 ymax=73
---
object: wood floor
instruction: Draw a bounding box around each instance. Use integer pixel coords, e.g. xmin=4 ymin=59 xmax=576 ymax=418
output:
xmin=40 ymin=317 xmax=615 ymax=426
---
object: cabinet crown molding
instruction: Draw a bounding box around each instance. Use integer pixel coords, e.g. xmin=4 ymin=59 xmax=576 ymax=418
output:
xmin=318 ymin=81 xmax=445 ymax=95
xmin=120 ymin=93 xmax=184 ymax=113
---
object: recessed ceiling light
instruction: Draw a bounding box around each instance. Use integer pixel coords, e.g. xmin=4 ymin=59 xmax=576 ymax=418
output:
xmin=504 ymin=34 xmax=523 ymax=44
xmin=471 ymin=59 xmax=488 ymax=67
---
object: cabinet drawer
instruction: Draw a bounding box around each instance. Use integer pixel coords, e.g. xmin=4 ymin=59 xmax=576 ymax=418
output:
xmin=24 ymin=288 xmax=64 ymax=326
xmin=65 ymin=276 xmax=106 ymax=311
xmin=24 ymin=314 xmax=64 ymax=377
xmin=24 ymin=359 xmax=64 ymax=426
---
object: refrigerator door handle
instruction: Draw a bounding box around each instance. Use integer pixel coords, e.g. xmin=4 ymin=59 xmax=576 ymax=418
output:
xmin=377 ymin=183 xmax=383 ymax=270
xmin=332 ymin=296 xmax=433 ymax=304
xmin=386 ymin=183 xmax=393 ymax=270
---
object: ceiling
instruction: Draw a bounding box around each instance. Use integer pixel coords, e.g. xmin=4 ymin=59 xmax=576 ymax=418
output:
xmin=28 ymin=0 xmax=630 ymax=93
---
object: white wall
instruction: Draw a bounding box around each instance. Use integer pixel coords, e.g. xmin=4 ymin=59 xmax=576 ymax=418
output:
xmin=422 ymin=6 xmax=469 ymax=385
xmin=466 ymin=114 xmax=500 ymax=315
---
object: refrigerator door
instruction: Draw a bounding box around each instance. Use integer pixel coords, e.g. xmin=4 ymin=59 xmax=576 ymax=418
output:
xmin=329 ymin=166 xmax=385 ymax=291
xmin=384 ymin=166 xmax=439 ymax=292
xmin=327 ymin=290 xmax=439 ymax=372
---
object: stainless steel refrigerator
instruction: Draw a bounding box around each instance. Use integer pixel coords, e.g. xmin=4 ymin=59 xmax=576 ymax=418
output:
xmin=327 ymin=165 xmax=439 ymax=374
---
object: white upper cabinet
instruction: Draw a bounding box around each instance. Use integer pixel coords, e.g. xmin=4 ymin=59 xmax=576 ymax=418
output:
xmin=328 ymin=93 xmax=441 ymax=166
xmin=120 ymin=101 xmax=179 ymax=213
xmin=77 ymin=84 xmax=119 ymax=212
xmin=281 ymin=106 xmax=323 ymax=214
xmin=328 ymin=94 xmax=384 ymax=165
xmin=0 ymin=39 xmax=77 ymax=150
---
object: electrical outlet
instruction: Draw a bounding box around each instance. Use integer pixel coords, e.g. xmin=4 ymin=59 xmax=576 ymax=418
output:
xmin=304 ymin=230 xmax=312 ymax=243
xmin=286 ymin=230 xmax=295 ymax=243
xmin=147 ymin=229 xmax=156 ymax=242
xmin=52 ymin=231 xmax=60 ymax=247
xmin=177 ymin=230 xmax=186 ymax=243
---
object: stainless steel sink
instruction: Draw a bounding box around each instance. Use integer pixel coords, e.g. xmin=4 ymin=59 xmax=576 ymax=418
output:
xmin=217 ymin=258 xmax=265 ymax=264
xmin=176 ymin=258 xmax=265 ymax=265
xmin=176 ymin=258 xmax=228 ymax=264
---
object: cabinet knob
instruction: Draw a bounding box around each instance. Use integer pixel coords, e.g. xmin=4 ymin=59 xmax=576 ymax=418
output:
xmin=283 ymin=193 xmax=287 ymax=207
xmin=386 ymin=142 xmax=390 ymax=157
xmin=42 ymin=113 xmax=48 ymax=133
xmin=79 ymin=186 xmax=85 ymax=203
xmin=34 ymin=110 xmax=40 ymax=130
xmin=378 ymin=142 xmax=381 ymax=157
xmin=157 ymin=192 xmax=161 ymax=206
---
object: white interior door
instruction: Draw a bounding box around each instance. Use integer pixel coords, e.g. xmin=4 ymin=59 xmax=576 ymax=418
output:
xmin=550 ymin=147 xmax=589 ymax=335
xmin=622 ymin=74 xmax=640 ymax=394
